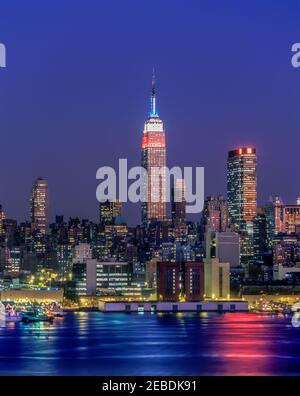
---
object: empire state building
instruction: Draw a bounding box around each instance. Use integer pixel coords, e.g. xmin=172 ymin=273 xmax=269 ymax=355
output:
xmin=141 ymin=71 xmax=167 ymax=227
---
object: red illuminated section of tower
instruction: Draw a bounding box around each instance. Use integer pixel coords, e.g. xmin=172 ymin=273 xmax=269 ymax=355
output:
xmin=141 ymin=71 xmax=167 ymax=226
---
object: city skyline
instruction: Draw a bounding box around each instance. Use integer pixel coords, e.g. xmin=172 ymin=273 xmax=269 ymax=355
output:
xmin=1 ymin=72 xmax=299 ymax=226
xmin=1 ymin=2 xmax=300 ymax=380
xmin=0 ymin=1 xmax=299 ymax=225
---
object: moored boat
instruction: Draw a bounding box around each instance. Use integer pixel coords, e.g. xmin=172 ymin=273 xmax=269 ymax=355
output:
xmin=21 ymin=308 xmax=54 ymax=323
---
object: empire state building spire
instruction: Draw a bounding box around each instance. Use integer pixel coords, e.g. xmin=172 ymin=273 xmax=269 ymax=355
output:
xmin=142 ymin=70 xmax=166 ymax=227
xmin=150 ymin=68 xmax=158 ymax=117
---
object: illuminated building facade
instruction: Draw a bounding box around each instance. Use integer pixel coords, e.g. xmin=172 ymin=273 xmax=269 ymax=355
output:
xmin=227 ymin=148 xmax=257 ymax=230
xmin=265 ymin=196 xmax=300 ymax=241
xmin=30 ymin=177 xmax=49 ymax=235
xmin=0 ymin=205 xmax=5 ymax=238
xmin=99 ymin=200 xmax=122 ymax=226
xmin=171 ymin=179 xmax=187 ymax=240
xmin=284 ymin=205 xmax=300 ymax=234
xmin=253 ymin=208 xmax=268 ymax=255
xmin=157 ymin=261 xmax=204 ymax=302
xmin=227 ymin=148 xmax=257 ymax=263
xmin=157 ymin=262 xmax=180 ymax=302
xmin=141 ymin=72 xmax=166 ymax=227
xmin=70 ymin=259 xmax=131 ymax=297
xmin=171 ymin=179 xmax=186 ymax=222
xmin=201 ymin=195 xmax=228 ymax=235
xmin=184 ymin=262 xmax=204 ymax=302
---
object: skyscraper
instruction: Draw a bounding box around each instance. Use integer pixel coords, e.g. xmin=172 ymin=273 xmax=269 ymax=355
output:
xmin=201 ymin=195 xmax=228 ymax=235
xmin=171 ymin=178 xmax=186 ymax=223
xmin=99 ymin=200 xmax=122 ymax=226
xmin=30 ymin=177 xmax=49 ymax=235
xmin=253 ymin=207 xmax=268 ymax=255
xmin=171 ymin=178 xmax=187 ymax=239
xmin=141 ymin=71 xmax=166 ymax=227
xmin=227 ymin=148 xmax=257 ymax=231
xmin=0 ymin=205 xmax=5 ymax=238
xmin=227 ymin=148 xmax=257 ymax=265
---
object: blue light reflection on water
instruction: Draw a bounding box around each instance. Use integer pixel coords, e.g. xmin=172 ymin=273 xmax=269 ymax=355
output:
xmin=0 ymin=312 xmax=300 ymax=376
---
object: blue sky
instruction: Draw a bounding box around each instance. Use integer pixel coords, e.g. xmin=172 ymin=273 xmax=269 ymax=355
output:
xmin=0 ymin=0 xmax=299 ymax=224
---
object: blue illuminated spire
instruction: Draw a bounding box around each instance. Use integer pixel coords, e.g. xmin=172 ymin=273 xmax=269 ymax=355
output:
xmin=149 ymin=68 xmax=158 ymax=117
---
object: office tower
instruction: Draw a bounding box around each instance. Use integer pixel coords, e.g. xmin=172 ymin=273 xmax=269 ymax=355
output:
xmin=171 ymin=179 xmax=186 ymax=222
xmin=273 ymin=234 xmax=300 ymax=266
xmin=171 ymin=179 xmax=187 ymax=240
xmin=141 ymin=71 xmax=167 ymax=227
xmin=99 ymin=200 xmax=122 ymax=226
xmin=201 ymin=195 xmax=228 ymax=235
xmin=265 ymin=198 xmax=276 ymax=248
xmin=73 ymin=242 xmax=93 ymax=262
xmin=253 ymin=208 xmax=268 ymax=255
xmin=0 ymin=205 xmax=5 ymax=238
xmin=71 ymin=259 xmax=98 ymax=296
xmin=227 ymin=148 xmax=257 ymax=264
xmin=96 ymin=261 xmax=131 ymax=290
xmin=216 ymin=231 xmax=240 ymax=268
xmin=204 ymin=230 xmax=230 ymax=299
xmin=227 ymin=148 xmax=257 ymax=230
xmin=284 ymin=204 xmax=300 ymax=234
xmin=273 ymin=196 xmax=285 ymax=234
xmin=2 ymin=219 xmax=17 ymax=246
xmin=30 ymin=177 xmax=49 ymax=235
xmin=265 ymin=196 xmax=300 ymax=237
xmin=70 ymin=260 xmax=131 ymax=297
xmin=146 ymin=257 xmax=160 ymax=290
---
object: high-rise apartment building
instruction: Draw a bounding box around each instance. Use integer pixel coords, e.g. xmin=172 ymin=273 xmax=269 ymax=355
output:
xmin=30 ymin=177 xmax=49 ymax=235
xmin=141 ymin=71 xmax=166 ymax=226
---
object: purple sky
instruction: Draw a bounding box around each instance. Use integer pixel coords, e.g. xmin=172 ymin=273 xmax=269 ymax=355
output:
xmin=0 ymin=0 xmax=300 ymax=225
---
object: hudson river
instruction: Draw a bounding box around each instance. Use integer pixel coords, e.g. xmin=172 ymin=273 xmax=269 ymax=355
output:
xmin=0 ymin=312 xmax=299 ymax=376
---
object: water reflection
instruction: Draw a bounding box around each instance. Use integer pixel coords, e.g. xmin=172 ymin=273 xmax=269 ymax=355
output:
xmin=0 ymin=312 xmax=299 ymax=376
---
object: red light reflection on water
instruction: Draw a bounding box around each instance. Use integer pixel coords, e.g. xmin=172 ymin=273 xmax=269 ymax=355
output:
xmin=206 ymin=313 xmax=281 ymax=375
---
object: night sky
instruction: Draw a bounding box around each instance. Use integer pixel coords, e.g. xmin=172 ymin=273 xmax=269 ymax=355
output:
xmin=0 ymin=0 xmax=299 ymax=225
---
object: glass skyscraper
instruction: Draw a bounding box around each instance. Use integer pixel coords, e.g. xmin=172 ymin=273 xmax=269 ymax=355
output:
xmin=227 ymin=148 xmax=257 ymax=263
xmin=30 ymin=177 xmax=49 ymax=235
